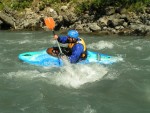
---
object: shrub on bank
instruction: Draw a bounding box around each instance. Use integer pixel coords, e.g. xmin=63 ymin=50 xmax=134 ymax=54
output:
xmin=0 ymin=0 xmax=149 ymax=12
xmin=76 ymin=0 xmax=150 ymax=13
xmin=11 ymin=0 xmax=32 ymax=10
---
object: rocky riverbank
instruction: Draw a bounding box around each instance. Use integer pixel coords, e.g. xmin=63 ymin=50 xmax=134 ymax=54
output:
xmin=0 ymin=3 xmax=150 ymax=36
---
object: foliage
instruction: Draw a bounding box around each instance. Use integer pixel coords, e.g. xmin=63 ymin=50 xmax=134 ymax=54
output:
xmin=75 ymin=0 xmax=150 ymax=13
xmin=127 ymin=1 xmax=147 ymax=12
xmin=0 ymin=2 xmax=3 ymax=11
xmin=0 ymin=0 xmax=33 ymax=10
xmin=0 ymin=0 xmax=149 ymax=12
xmin=10 ymin=0 xmax=33 ymax=10
xmin=41 ymin=0 xmax=71 ymax=5
xmin=41 ymin=0 xmax=60 ymax=5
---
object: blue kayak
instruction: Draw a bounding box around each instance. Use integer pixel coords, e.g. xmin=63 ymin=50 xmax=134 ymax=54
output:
xmin=18 ymin=48 xmax=120 ymax=67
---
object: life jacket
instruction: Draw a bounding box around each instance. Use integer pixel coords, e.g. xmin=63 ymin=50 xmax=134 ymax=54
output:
xmin=68 ymin=38 xmax=87 ymax=59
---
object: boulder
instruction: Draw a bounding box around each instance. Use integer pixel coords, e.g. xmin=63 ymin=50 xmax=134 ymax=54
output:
xmin=63 ymin=12 xmax=77 ymax=25
xmin=87 ymin=23 xmax=101 ymax=31
xmin=61 ymin=5 xmax=68 ymax=12
xmin=97 ymin=16 xmax=108 ymax=27
xmin=44 ymin=7 xmax=58 ymax=18
xmin=105 ymin=6 xmax=116 ymax=15
xmin=0 ymin=11 xmax=14 ymax=28
xmin=0 ymin=19 xmax=2 ymax=29
xmin=0 ymin=19 xmax=3 ymax=24
xmin=130 ymin=24 xmax=150 ymax=35
xmin=107 ymin=18 xmax=124 ymax=28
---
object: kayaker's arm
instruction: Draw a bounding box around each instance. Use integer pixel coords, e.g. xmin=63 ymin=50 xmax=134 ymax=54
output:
xmin=54 ymin=35 xmax=67 ymax=42
xmin=54 ymin=35 xmax=77 ymax=44
xmin=56 ymin=35 xmax=68 ymax=44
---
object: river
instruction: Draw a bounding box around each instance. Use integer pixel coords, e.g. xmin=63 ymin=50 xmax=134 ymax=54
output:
xmin=0 ymin=31 xmax=150 ymax=113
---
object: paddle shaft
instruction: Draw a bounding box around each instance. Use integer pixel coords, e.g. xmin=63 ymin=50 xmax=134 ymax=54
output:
xmin=52 ymin=30 xmax=63 ymax=55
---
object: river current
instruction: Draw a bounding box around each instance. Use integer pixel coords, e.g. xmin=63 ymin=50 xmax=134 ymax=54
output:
xmin=0 ymin=31 xmax=150 ymax=113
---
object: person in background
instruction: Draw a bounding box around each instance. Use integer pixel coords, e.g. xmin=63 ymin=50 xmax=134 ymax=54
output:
xmin=47 ymin=30 xmax=87 ymax=63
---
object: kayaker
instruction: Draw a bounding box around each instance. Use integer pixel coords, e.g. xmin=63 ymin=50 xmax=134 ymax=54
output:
xmin=47 ymin=30 xmax=87 ymax=63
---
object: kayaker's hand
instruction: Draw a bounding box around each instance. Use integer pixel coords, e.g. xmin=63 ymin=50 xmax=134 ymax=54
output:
xmin=53 ymin=35 xmax=58 ymax=40
xmin=61 ymin=55 xmax=68 ymax=60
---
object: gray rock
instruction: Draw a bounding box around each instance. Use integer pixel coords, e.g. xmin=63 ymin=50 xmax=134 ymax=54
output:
xmin=97 ymin=16 xmax=108 ymax=27
xmin=75 ymin=24 xmax=84 ymax=30
xmin=107 ymin=18 xmax=124 ymax=28
xmin=145 ymin=20 xmax=150 ymax=25
xmin=123 ymin=22 xmax=128 ymax=27
xmin=147 ymin=14 xmax=150 ymax=20
xmin=146 ymin=7 xmax=150 ymax=14
xmin=102 ymin=26 xmax=108 ymax=30
xmin=105 ymin=6 xmax=116 ymax=15
xmin=115 ymin=26 xmax=124 ymax=30
xmin=0 ymin=11 xmax=14 ymax=27
xmin=83 ymin=27 xmax=91 ymax=32
xmin=130 ymin=24 xmax=150 ymax=35
xmin=147 ymin=31 xmax=150 ymax=36
xmin=61 ymin=6 xmax=68 ymax=12
xmin=45 ymin=7 xmax=58 ymax=18
xmin=0 ymin=19 xmax=3 ymax=24
xmin=87 ymin=23 xmax=101 ymax=31
xmin=0 ymin=19 xmax=2 ymax=29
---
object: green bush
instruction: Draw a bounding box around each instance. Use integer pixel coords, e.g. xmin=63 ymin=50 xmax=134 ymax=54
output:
xmin=0 ymin=2 xmax=3 ymax=11
xmin=75 ymin=0 xmax=150 ymax=13
xmin=1 ymin=0 xmax=150 ymax=12
xmin=11 ymin=0 xmax=33 ymax=10
xmin=41 ymin=0 xmax=68 ymax=5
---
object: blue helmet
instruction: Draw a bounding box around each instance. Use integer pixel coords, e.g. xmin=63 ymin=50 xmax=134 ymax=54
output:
xmin=68 ymin=30 xmax=79 ymax=39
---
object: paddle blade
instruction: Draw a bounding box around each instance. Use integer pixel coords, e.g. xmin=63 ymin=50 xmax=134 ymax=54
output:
xmin=44 ymin=17 xmax=55 ymax=30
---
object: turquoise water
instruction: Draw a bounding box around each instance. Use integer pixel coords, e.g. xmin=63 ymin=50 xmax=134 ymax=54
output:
xmin=0 ymin=31 xmax=150 ymax=113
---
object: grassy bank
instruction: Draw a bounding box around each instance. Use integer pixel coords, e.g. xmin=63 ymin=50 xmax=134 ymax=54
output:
xmin=0 ymin=0 xmax=150 ymax=13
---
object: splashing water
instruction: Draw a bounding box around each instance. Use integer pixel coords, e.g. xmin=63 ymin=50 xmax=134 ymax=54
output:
xmin=5 ymin=59 xmax=108 ymax=89
xmin=83 ymin=105 xmax=97 ymax=113
xmin=87 ymin=41 xmax=114 ymax=50
xmin=49 ymin=63 xmax=108 ymax=88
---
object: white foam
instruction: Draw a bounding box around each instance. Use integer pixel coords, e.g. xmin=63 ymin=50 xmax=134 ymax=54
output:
xmin=87 ymin=41 xmax=114 ymax=50
xmin=104 ymin=70 xmax=119 ymax=80
xmin=135 ymin=46 xmax=142 ymax=51
xmin=50 ymin=39 xmax=57 ymax=45
xmin=6 ymin=70 xmax=42 ymax=80
xmin=4 ymin=62 xmax=108 ymax=89
xmin=19 ymin=39 xmax=31 ymax=44
xmin=16 ymin=32 xmax=33 ymax=35
xmin=83 ymin=105 xmax=97 ymax=113
xmin=49 ymin=63 xmax=108 ymax=88
xmin=114 ymin=55 xmax=124 ymax=62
